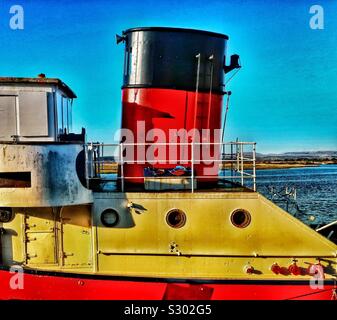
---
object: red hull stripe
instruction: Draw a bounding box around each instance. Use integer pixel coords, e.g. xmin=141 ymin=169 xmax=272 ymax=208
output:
xmin=0 ymin=268 xmax=335 ymax=300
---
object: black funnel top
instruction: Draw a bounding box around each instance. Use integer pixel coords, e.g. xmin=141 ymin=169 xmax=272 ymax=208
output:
xmin=119 ymin=27 xmax=229 ymax=94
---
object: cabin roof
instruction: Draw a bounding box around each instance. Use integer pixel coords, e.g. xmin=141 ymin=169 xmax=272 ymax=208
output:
xmin=0 ymin=77 xmax=77 ymax=98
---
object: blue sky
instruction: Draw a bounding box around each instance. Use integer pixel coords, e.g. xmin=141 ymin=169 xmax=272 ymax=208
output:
xmin=0 ymin=0 xmax=336 ymax=153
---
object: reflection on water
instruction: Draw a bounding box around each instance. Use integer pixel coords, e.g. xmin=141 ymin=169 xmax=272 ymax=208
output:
xmin=256 ymin=164 xmax=337 ymax=225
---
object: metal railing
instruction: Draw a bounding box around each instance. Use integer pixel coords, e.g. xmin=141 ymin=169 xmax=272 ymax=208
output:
xmin=84 ymin=141 xmax=256 ymax=192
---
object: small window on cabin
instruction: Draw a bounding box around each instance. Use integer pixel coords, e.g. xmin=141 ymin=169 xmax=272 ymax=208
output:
xmin=62 ymin=97 xmax=69 ymax=134
xmin=57 ymin=94 xmax=72 ymax=135
xmin=57 ymin=94 xmax=64 ymax=135
xmin=62 ymin=97 xmax=68 ymax=133
xmin=67 ymin=100 xmax=73 ymax=133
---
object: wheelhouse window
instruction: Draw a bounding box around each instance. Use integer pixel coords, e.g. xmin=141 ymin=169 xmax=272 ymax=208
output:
xmin=57 ymin=94 xmax=73 ymax=135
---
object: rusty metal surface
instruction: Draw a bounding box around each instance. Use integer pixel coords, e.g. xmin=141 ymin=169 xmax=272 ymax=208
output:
xmin=0 ymin=143 xmax=92 ymax=207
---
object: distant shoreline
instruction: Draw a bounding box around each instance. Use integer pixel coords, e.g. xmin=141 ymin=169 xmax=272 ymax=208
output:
xmin=255 ymin=161 xmax=337 ymax=170
xmin=98 ymin=160 xmax=337 ymax=173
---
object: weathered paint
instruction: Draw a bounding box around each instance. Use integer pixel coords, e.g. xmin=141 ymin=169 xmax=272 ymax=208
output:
xmin=0 ymin=144 xmax=93 ymax=207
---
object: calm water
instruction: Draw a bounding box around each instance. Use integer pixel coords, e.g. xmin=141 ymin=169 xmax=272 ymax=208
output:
xmin=256 ymin=164 xmax=337 ymax=226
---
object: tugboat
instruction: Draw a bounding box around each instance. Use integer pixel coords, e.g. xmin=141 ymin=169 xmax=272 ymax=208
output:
xmin=0 ymin=27 xmax=336 ymax=300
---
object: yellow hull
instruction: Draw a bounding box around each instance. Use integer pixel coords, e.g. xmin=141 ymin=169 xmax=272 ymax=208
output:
xmin=1 ymin=191 xmax=336 ymax=282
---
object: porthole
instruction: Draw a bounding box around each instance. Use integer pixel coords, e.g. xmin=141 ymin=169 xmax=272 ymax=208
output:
xmin=0 ymin=207 xmax=13 ymax=223
xmin=166 ymin=209 xmax=186 ymax=229
xmin=230 ymin=209 xmax=251 ymax=228
xmin=101 ymin=209 xmax=119 ymax=227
